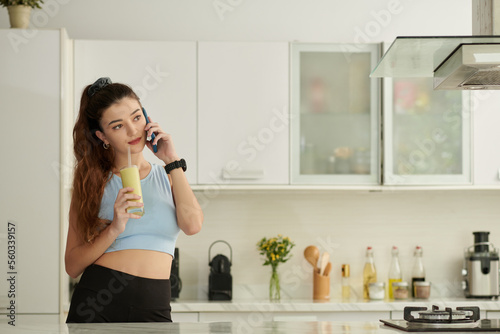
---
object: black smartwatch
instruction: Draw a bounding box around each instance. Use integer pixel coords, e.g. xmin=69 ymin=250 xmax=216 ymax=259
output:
xmin=164 ymin=159 xmax=187 ymax=174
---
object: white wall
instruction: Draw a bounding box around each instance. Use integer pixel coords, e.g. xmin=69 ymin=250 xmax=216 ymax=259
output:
xmin=1 ymin=0 xmax=490 ymax=301
xmin=0 ymin=0 xmax=471 ymax=42
xmin=182 ymin=190 xmax=500 ymax=300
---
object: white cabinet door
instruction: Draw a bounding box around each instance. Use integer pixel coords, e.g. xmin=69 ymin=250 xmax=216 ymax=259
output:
xmin=472 ymin=91 xmax=500 ymax=186
xmin=198 ymin=311 xmax=389 ymax=322
xmin=198 ymin=42 xmax=289 ymax=185
xmin=74 ymin=40 xmax=198 ymax=184
xmin=290 ymin=43 xmax=381 ymax=185
xmin=171 ymin=312 xmax=199 ymax=322
xmin=0 ymin=29 xmax=66 ymax=314
xmin=383 ymin=77 xmax=472 ymax=185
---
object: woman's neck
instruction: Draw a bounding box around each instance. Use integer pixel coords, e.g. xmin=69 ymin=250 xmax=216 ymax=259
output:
xmin=113 ymin=152 xmax=148 ymax=172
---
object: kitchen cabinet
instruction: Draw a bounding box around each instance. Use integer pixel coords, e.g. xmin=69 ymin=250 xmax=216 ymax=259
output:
xmin=383 ymin=77 xmax=471 ymax=185
xmin=487 ymin=311 xmax=500 ymax=319
xmin=196 ymin=311 xmax=389 ymax=322
xmin=290 ymin=43 xmax=381 ymax=185
xmin=472 ymin=91 xmax=500 ymax=186
xmin=171 ymin=312 xmax=199 ymax=322
xmin=0 ymin=29 xmax=72 ymax=314
xmin=74 ymin=40 xmax=198 ymax=184
xmin=197 ymin=42 xmax=289 ymax=185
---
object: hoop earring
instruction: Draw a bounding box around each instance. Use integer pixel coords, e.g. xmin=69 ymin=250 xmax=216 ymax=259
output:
xmin=103 ymin=143 xmax=110 ymax=150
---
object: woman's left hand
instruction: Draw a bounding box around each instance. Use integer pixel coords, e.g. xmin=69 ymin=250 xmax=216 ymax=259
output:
xmin=145 ymin=117 xmax=179 ymax=164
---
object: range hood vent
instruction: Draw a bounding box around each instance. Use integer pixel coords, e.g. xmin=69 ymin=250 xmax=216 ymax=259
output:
xmin=370 ymin=2 xmax=500 ymax=90
xmin=434 ymin=43 xmax=500 ymax=90
xmin=370 ymin=36 xmax=500 ymax=91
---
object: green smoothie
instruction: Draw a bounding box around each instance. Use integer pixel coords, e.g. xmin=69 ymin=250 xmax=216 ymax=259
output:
xmin=119 ymin=165 xmax=144 ymax=216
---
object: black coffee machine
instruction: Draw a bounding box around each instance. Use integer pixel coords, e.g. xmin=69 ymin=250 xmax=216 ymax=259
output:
xmin=208 ymin=240 xmax=232 ymax=301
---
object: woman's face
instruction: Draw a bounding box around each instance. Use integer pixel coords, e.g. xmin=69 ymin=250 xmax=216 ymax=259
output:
xmin=95 ymin=97 xmax=147 ymax=155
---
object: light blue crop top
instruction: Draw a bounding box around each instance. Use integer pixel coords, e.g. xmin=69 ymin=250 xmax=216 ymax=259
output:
xmin=99 ymin=163 xmax=180 ymax=257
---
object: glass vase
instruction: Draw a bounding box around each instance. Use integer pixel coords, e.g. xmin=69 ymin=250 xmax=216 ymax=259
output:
xmin=269 ymin=264 xmax=280 ymax=301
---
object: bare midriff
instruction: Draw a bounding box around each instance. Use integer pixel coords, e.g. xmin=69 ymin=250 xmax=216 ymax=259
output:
xmin=94 ymin=249 xmax=173 ymax=279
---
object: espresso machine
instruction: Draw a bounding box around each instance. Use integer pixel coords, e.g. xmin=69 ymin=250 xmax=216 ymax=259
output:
xmin=462 ymin=231 xmax=500 ymax=298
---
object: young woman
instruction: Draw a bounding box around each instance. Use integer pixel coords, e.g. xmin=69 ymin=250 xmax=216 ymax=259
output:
xmin=65 ymin=77 xmax=203 ymax=323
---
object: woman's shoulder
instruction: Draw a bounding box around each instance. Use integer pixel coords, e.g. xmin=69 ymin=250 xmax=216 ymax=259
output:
xmin=150 ymin=163 xmax=165 ymax=173
xmin=148 ymin=163 xmax=172 ymax=190
xmin=149 ymin=163 xmax=168 ymax=181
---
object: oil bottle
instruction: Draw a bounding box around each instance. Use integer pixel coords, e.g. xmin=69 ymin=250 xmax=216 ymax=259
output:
xmin=388 ymin=246 xmax=402 ymax=299
xmin=363 ymin=247 xmax=377 ymax=299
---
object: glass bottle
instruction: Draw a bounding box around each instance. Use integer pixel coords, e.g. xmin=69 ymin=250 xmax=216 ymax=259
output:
xmin=388 ymin=246 xmax=402 ymax=299
xmin=363 ymin=247 xmax=377 ymax=299
xmin=411 ymin=246 xmax=425 ymax=297
xmin=342 ymin=264 xmax=351 ymax=300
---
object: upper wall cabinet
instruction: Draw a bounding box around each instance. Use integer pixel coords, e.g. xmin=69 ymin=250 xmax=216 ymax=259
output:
xmin=74 ymin=40 xmax=198 ymax=184
xmin=197 ymin=42 xmax=289 ymax=185
xmin=472 ymin=91 xmax=500 ymax=186
xmin=290 ymin=43 xmax=381 ymax=185
xmin=383 ymin=77 xmax=471 ymax=185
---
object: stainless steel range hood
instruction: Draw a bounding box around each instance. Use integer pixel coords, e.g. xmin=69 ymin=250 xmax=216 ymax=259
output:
xmin=370 ymin=1 xmax=500 ymax=90
xmin=370 ymin=36 xmax=500 ymax=90
xmin=434 ymin=43 xmax=500 ymax=90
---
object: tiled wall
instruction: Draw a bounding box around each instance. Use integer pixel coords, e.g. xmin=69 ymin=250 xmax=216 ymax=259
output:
xmin=176 ymin=189 xmax=500 ymax=300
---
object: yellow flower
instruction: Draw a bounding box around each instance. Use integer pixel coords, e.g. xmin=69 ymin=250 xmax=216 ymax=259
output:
xmin=257 ymin=235 xmax=295 ymax=267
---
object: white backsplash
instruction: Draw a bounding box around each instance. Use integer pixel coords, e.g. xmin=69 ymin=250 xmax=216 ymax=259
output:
xmin=176 ymin=189 xmax=500 ymax=301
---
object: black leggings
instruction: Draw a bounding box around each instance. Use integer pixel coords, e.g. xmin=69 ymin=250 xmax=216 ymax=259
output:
xmin=66 ymin=264 xmax=172 ymax=323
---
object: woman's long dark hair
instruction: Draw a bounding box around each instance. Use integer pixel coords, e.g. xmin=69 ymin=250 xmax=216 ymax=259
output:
xmin=72 ymin=82 xmax=140 ymax=243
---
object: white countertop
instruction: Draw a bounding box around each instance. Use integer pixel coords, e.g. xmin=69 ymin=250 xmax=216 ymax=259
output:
xmin=3 ymin=318 xmax=500 ymax=334
xmin=171 ymin=298 xmax=500 ymax=313
xmin=4 ymin=299 xmax=500 ymax=333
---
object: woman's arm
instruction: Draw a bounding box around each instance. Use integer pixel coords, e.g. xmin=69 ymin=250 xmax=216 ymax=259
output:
xmin=144 ymin=117 xmax=203 ymax=235
xmin=169 ymin=168 xmax=203 ymax=235
xmin=64 ymin=188 xmax=142 ymax=278
xmin=64 ymin=199 xmax=118 ymax=278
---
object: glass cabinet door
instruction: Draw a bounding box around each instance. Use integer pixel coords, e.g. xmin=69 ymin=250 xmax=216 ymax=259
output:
xmin=291 ymin=43 xmax=381 ymax=185
xmin=383 ymin=77 xmax=471 ymax=185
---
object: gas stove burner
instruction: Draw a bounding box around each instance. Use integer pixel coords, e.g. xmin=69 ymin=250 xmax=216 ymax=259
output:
xmin=404 ymin=305 xmax=480 ymax=324
xmin=380 ymin=305 xmax=500 ymax=332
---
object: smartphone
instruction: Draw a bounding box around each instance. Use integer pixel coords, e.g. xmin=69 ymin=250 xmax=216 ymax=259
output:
xmin=142 ymin=107 xmax=157 ymax=153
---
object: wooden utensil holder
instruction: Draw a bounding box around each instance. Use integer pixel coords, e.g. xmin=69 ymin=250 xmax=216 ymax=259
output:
xmin=313 ymin=269 xmax=330 ymax=300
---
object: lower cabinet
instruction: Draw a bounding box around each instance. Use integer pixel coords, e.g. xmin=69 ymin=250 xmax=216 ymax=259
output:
xmin=171 ymin=312 xmax=199 ymax=322
xmin=173 ymin=311 xmax=390 ymax=322
xmin=487 ymin=312 xmax=500 ymax=319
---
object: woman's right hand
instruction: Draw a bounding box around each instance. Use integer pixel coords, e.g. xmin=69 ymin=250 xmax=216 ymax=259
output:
xmin=109 ymin=187 xmax=143 ymax=235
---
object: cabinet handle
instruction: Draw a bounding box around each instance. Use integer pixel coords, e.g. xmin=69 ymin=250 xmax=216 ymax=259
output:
xmin=221 ymin=168 xmax=265 ymax=180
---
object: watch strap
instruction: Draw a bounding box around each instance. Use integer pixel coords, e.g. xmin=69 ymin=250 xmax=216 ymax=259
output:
xmin=164 ymin=159 xmax=187 ymax=174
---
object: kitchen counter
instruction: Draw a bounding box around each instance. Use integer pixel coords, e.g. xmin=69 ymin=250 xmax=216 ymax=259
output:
xmin=168 ymin=298 xmax=500 ymax=323
xmin=171 ymin=298 xmax=500 ymax=313
xmin=0 ymin=318 xmax=486 ymax=334
xmin=6 ymin=300 xmax=500 ymax=333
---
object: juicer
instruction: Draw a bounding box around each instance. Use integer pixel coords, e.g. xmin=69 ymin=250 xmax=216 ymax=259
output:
xmin=462 ymin=231 xmax=500 ymax=298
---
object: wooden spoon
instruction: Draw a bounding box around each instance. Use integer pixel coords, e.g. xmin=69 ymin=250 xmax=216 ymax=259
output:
xmin=323 ymin=262 xmax=332 ymax=276
xmin=319 ymin=252 xmax=330 ymax=275
xmin=303 ymin=245 xmax=320 ymax=269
